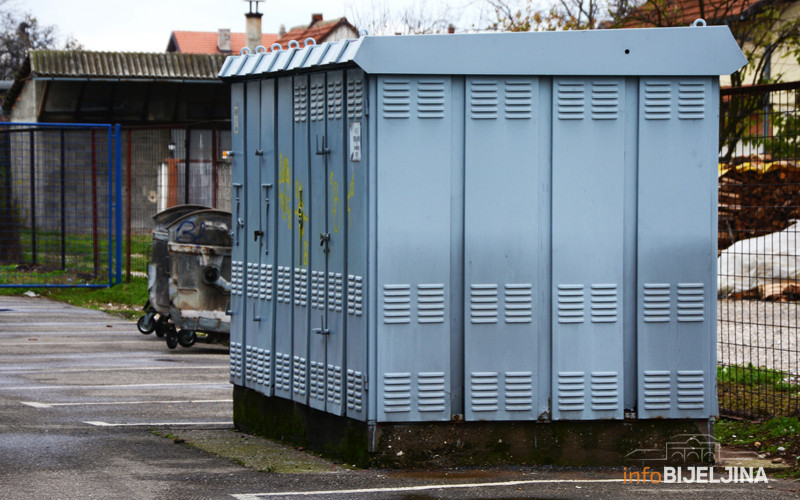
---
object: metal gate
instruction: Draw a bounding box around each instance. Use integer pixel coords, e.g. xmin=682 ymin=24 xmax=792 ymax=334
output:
xmin=0 ymin=123 xmax=122 ymax=287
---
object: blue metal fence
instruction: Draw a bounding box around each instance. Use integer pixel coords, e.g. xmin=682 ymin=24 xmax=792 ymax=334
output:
xmin=0 ymin=123 xmax=121 ymax=287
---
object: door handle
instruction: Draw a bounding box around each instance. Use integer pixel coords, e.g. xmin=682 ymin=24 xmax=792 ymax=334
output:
xmin=262 ymin=183 xmax=272 ymax=254
xmin=312 ymin=314 xmax=330 ymax=335
xmin=315 ymin=134 xmax=331 ymax=156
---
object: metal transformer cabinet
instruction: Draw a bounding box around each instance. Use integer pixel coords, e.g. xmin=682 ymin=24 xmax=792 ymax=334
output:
xmin=221 ymin=26 xmax=745 ymax=424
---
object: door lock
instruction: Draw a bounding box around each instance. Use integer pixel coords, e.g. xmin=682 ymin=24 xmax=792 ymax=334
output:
xmin=320 ymin=233 xmax=331 ymax=254
xmin=254 ymin=230 xmax=264 ymax=241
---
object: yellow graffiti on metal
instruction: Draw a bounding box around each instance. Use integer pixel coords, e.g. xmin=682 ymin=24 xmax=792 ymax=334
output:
xmin=295 ymin=181 xmax=309 ymax=267
xmin=330 ymin=171 xmax=342 ymax=234
xmin=278 ymin=153 xmax=292 ymax=229
xmin=347 ymin=169 xmax=355 ymax=225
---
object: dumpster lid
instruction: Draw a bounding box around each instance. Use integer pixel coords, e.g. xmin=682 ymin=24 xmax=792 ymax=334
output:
xmin=219 ymin=25 xmax=745 ymax=79
xmin=167 ymin=209 xmax=232 ymax=247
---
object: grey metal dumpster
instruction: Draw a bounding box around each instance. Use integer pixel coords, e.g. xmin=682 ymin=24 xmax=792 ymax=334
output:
xmin=219 ymin=25 xmax=745 ymax=427
xmin=166 ymin=208 xmax=232 ymax=348
xmin=138 ymin=204 xmax=209 ymax=336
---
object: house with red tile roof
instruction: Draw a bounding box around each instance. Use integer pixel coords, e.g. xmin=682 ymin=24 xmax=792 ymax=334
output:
xmin=617 ymin=0 xmax=800 ymax=83
xmin=167 ymin=14 xmax=357 ymax=55
xmin=618 ymin=0 xmax=764 ymax=28
xmin=167 ymin=30 xmax=279 ymax=54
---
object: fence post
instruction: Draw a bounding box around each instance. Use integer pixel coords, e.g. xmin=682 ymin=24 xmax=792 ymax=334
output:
xmin=184 ymin=126 xmax=192 ymax=204
xmin=29 ymin=129 xmax=36 ymax=266
xmin=212 ymin=127 xmax=218 ymax=208
xmin=60 ymin=128 xmax=66 ymax=270
xmin=107 ymin=126 xmax=113 ymax=287
xmin=91 ymin=129 xmax=99 ymax=278
xmin=126 ymin=130 xmax=132 ymax=283
xmin=115 ymin=124 xmax=122 ymax=285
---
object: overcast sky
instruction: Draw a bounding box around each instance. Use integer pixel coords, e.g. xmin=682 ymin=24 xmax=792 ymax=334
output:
xmin=14 ymin=0 xmax=497 ymax=52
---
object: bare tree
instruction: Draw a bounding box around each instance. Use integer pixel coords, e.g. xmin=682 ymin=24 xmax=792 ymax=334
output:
xmin=0 ymin=9 xmax=82 ymax=80
xmin=348 ymin=0 xmax=454 ymax=35
xmin=605 ymin=0 xmax=800 ymax=161
xmin=487 ymin=0 xmax=602 ymax=31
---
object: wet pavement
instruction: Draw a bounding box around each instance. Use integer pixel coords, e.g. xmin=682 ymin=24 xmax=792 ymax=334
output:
xmin=1 ymin=294 xmax=799 ymax=499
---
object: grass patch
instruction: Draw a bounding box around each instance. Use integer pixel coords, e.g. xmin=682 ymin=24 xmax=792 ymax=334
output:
xmin=716 ymin=417 xmax=800 ymax=447
xmin=718 ymin=364 xmax=797 ymax=392
xmin=718 ymin=364 xmax=800 ymax=418
xmin=716 ymin=417 xmax=800 ymax=477
xmin=1 ymin=231 xmax=150 ymax=286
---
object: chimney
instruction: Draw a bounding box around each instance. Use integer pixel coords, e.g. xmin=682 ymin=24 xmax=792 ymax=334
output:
xmin=310 ymin=13 xmax=323 ymax=26
xmin=217 ymin=28 xmax=231 ymax=52
xmin=278 ymin=24 xmax=286 ymax=38
xmin=447 ymin=24 xmax=455 ymax=34
xmin=245 ymin=1 xmax=263 ymax=51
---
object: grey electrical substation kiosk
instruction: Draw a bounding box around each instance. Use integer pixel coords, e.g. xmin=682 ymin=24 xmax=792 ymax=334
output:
xmin=219 ymin=24 xmax=746 ymax=465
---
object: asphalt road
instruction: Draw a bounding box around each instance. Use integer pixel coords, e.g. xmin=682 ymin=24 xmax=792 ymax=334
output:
xmin=1 ymin=295 xmax=799 ymax=499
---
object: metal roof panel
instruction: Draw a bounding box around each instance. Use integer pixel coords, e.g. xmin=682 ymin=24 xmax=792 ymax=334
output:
xmin=220 ymin=26 xmax=745 ymax=78
xmin=352 ymin=26 xmax=746 ymax=76
xmin=254 ymin=51 xmax=279 ymax=73
xmin=286 ymin=46 xmax=314 ymax=70
xmin=303 ymin=43 xmax=331 ymax=68
xmin=272 ymin=48 xmax=296 ymax=71
xmin=320 ymin=39 xmax=351 ymax=66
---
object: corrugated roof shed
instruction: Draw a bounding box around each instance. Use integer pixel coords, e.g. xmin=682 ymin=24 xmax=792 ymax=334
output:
xmin=28 ymin=50 xmax=228 ymax=79
xmin=3 ymin=50 xmax=229 ymax=116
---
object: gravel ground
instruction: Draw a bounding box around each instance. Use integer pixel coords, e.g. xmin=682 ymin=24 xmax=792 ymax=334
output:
xmin=718 ymin=299 xmax=800 ymax=375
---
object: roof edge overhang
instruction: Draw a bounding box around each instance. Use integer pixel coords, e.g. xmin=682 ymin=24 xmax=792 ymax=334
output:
xmin=219 ymin=25 xmax=746 ymax=80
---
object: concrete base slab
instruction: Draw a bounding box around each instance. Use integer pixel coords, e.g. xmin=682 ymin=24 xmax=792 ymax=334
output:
xmin=234 ymin=386 xmax=715 ymax=468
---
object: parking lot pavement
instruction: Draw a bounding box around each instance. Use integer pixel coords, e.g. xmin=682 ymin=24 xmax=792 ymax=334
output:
xmin=1 ymin=294 xmax=800 ymax=499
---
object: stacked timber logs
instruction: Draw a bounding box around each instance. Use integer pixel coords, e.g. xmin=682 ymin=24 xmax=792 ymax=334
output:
xmin=718 ymin=156 xmax=800 ymax=251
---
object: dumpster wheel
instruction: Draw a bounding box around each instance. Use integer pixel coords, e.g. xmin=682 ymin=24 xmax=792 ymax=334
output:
xmin=177 ymin=330 xmax=197 ymax=348
xmin=165 ymin=325 xmax=178 ymax=349
xmin=154 ymin=316 xmax=169 ymax=338
xmin=137 ymin=314 xmax=156 ymax=334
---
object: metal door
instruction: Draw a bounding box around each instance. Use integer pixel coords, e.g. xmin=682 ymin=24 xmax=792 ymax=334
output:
xmin=463 ymin=77 xmax=541 ymax=421
xmin=242 ymin=80 xmax=267 ymax=392
xmin=247 ymin=79 xmax=277 ymax=395
xmin=307 ymin=70 xmax=347 ymax=416
xmin=274 ymin=76 xmax=294 ymax=400
xmin=344 ymin=69 xmax=367 ymax=421
xmin=292 ymin=74 xmax=311 ymax=405
xmin=376 ymin=76 xmax=452 ymax=422
xmin=551 ymin=77 xmax=626 ymax=421
xmin=637 ymin=77 xmax=716 ymax=419
xmin=324 ymin=69 xmax=347 ymax=416
xmin=228 ymin=82 xmax=246 ymax=386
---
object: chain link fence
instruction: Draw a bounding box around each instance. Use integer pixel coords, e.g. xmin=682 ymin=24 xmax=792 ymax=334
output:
xmin=0 ymin=123 xmax=118 ymax=287
xmin=718 ymin=82 xmax=800 ymax=418
xmin=121 ymin=124 xmax=231 ymax=280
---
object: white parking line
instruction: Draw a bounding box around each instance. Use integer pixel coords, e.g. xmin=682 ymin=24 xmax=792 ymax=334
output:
xmin=22 ymin=399 xmax=232 ymax=408
xmin=85 ymin=420 xmax=232 ymax=427
xmin=1 ymin=341 xmax=148 ymax=346
xmin=3 ymin=365 xmax=226 ymax=374
xmin=3 ymin=382 xmax=230 ymax=390
xmin=230 ymin=479 xmax=629 ymax=499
